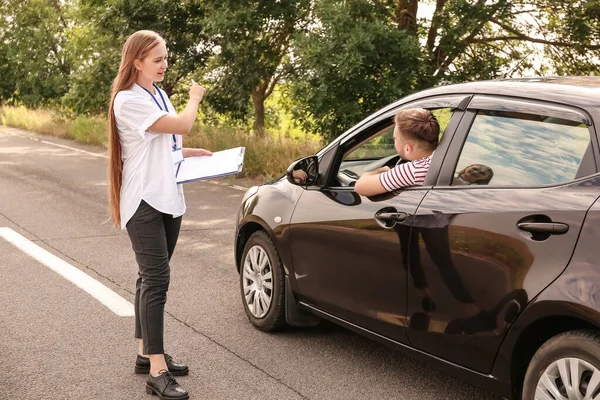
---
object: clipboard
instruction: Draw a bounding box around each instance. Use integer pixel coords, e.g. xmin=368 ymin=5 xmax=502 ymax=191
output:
xmin=176 ymin=147 xmax=245 ymax=184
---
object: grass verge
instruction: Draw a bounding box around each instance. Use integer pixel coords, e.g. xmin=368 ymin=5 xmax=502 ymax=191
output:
xmin=1 ymin=106 xmax=323 ymax=183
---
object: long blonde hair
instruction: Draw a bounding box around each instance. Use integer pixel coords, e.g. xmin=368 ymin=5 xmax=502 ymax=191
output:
xmin=108 ymin=30 xmax=164 ymax=227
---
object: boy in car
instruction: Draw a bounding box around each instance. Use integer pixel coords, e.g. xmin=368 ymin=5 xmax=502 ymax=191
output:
xmin=355 ymin=108 xmax=440 ymax=196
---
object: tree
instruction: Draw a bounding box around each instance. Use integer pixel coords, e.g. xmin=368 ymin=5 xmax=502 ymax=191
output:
xmin=0 ymin=2 xmax=16 ymax=102
xmin=291 ymin=0 xmax=600 ymax=140
xmin=290 ymin=0 xmax=422 ymax=141
xmin=202 ymin=0 xmax=311 ymax=136
xmin=0 ymin=0 xmax=72 ymax=107
xmin=63 ymin=0 xmax=209 ymax=115
xmin=412 ymin=0 xmax=600 ymax=80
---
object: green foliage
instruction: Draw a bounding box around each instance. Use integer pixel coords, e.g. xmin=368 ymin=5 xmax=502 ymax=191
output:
xmin=290 ymin=0 xmax=422 ymax=141
xmin=70 ymin=115 xmax=108 ymax=146
xmin=1 ymin=106 xmax=68 ymax=136
xmin=62 ymin=45 xmax=121 ymax=116
xmin=432 ymin=108 xmax=453 ymax=138
xmin=427 ymin=0 xmax=600 ymax=80
xmin=63 ymin=0 xmax=209 ymax=115
xmin=0 ymin=0 xmax=72 ymax=107
xmin=201 ymin=0 xmax=311 ymax=134
xmin=1 ymin=105 xmax=321 ymax=181
xmin=535 ymin=0 xmax=600 ymax=75
xmin=1 ymin=0 xmax=599 ymax=144
xmin=184 ymin=125 xmax=321 ymax=180
xmin=289 ymin=0 xmax=600 ymax=140
xmin=1 ymin=106 xmax=107 ymax=146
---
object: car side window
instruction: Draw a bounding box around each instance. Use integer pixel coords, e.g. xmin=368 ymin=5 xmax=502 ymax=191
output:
xmin=453 ymin=110 xmax=592 ymax=187
xmin=333 ymin=122 xmax=396 ymax=185
xmin=344 ymin=123 xmax=396 ymax=162
xmin=342 ymin=108 xmax=454 ymax=163
xmin=332 ymin=107 xmax=454 ymax=187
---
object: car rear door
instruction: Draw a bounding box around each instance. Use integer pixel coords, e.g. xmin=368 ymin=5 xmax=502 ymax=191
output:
xmin=288 ymin=95 xmax=470 ymax=344
xmin=404 ymin=95 xmax=600 ymax=373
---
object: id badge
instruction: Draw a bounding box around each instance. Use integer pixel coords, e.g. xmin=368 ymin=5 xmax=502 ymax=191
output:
xmin=172 ymin=148 xmax=184 ymax=165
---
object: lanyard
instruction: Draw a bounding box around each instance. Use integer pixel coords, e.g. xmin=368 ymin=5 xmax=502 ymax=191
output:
xmin=140 ymin=83 xmax=177 ymax=148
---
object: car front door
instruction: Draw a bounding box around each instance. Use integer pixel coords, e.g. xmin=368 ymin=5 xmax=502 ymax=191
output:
xmin=404 ymin=95 xmax=600 ymax=373
xmin=288 ymin=95 xmax=470 ymax=344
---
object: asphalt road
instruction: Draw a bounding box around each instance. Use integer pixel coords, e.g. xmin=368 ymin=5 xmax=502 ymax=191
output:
xmin=0 ymin=126 xmax=502 ymax=400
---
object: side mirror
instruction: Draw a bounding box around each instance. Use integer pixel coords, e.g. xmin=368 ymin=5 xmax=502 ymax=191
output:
xmin=286 ymin=155 xmax=319 ymax=186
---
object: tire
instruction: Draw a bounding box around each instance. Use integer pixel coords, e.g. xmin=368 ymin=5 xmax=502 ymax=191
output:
xmin=522 ymin=330 xmax=600 ymax=400
xmin=239 ymin=231 xmax=287 ymax=331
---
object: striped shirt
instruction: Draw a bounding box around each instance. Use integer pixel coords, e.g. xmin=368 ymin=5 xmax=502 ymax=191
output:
xmin=379 ymin=152 xmax=434 ymax=192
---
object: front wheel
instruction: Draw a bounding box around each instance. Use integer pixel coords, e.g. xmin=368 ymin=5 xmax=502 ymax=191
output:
xmin=240 ymin=231 xmax=287 ymax=331
xmin=523 ymin=330 xmax=600 ymax=400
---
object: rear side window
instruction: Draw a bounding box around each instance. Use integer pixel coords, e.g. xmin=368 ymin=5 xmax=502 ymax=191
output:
xmin=453 ymin=110 xmax=592 ymax=187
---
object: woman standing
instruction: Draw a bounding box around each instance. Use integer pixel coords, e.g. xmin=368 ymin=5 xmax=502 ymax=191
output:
xmin=108 ymin=30 xmax=210 ymax=400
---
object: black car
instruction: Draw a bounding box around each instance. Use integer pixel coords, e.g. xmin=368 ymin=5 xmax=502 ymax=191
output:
xmin=234 ymin=77 xmax=600 ymax=400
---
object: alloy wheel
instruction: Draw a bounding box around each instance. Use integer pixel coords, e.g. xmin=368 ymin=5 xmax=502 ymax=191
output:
xmin=535 ymin=357 xmax=600 ymax=399
xmin=242 ymin=245 xmax=273 ymax=318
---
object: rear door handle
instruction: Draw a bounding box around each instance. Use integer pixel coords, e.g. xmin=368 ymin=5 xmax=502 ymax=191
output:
xmin=517 ymin=222 xmax=569 ymax=234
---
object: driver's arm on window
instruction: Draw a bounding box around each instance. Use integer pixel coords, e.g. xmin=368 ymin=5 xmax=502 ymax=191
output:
xmin=355 ymin=166 xmax=390 ymax=196
xmin=356 ymin=162 xmax=419 ymax=196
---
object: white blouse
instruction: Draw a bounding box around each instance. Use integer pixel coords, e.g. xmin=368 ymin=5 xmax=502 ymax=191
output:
xmin=113 ymin=83 xmax=185 ymax=230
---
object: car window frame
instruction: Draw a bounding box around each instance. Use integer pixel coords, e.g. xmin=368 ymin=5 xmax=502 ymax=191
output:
xmin=322 ymin=94 xmax=473 ymax=190
xmin=436 ymin=95 xmax=600 ymax=188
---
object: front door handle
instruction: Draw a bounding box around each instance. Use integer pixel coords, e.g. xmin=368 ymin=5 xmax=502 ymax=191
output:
xmin=517 ymin=222 xmax=569 ymax=234
xmin=376 ymin=212 xmax=408 ymax=222
xmin=374 ymin=208 xmax=408 ymax=229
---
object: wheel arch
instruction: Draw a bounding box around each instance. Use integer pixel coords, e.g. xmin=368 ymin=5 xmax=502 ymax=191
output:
xmin=235 ymin=219 xmax=276 ymax=273
xmin=494 ymin=301 xmax=600 ymax=399
xmin=511 ymin=315 xmax=596 ymax=398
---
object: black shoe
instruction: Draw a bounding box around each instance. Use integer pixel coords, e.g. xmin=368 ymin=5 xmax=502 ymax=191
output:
xmin=146 ymin=370 xmax=189 ymax=400
xmin=409 ymin=312 xmax=431 ymax=330
xmin=421 ymin=296 xmax=437 ymax=312
xmin=444 ymin=310 xmax=497 ymax=335
xmin=503 ymin=300 xmax=522 ymax=324
xmin=136 ymin=354 xmax=189 ymax=376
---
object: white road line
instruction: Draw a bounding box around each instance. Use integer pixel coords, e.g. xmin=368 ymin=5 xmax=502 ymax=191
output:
xmin=0 ymin=227 xmax=134 ymax=317
xmin=8 ymin=132 xmax=108 ymax=158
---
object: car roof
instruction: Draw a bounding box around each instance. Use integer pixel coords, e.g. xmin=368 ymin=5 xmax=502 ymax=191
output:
xmin=404 ymin=76 xmax=600 ymax=108
xmin=322 ymin=76 xmax=600 ymax=154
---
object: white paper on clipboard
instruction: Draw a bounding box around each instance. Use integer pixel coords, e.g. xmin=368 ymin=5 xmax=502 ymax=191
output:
xmin=176 ymin=147 xmax=245 ymax=184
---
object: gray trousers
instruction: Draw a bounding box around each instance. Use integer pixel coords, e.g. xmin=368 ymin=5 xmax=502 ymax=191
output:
xmin=126 ymin=200 xmax=182 ymax=354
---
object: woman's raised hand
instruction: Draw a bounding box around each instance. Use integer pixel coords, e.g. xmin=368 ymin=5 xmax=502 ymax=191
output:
xmin=189 ymin=80 xmax=206 ymax=102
